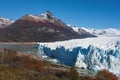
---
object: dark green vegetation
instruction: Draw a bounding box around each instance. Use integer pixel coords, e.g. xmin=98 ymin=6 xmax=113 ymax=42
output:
xmin=0 ymin=48 xmax=118 ymax=80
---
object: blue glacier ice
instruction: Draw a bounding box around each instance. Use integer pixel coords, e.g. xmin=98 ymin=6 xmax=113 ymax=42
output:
xmin=37 ymin=43 xmax=120 ymax=75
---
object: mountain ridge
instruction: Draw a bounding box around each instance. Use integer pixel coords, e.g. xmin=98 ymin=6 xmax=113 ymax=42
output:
xmin=0 ymin=11 xmax=95 ymax=42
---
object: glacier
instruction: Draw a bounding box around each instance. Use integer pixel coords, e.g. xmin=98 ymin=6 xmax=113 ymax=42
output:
xmin=37 ymin=31 xmax=120 ymax=75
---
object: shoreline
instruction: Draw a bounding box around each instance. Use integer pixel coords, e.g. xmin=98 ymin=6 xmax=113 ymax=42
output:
xmin=0 ymin=42 xmax=37 ymax=44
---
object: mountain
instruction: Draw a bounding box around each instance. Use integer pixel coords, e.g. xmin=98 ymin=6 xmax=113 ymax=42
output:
xmin=70 ymin=26 xmax=97 ymax=37
xmin=37 ymin=27 xmax=120 ymax=75
xmin=0 ymin=11 xmax=95 ymax=42
xmin=81 ymin=27 xmax=120 ymax=37
xmin=0 ymin=17 xmax=14 ymax=28
xmin=70 ymin=26 xmax=120 ymax=37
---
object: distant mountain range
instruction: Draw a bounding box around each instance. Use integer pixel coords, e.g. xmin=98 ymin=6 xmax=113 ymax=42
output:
xmin=81 ymin=27 xmax=120 ymax=37
xmin=0 ymin=11 xmax=95 ymax=42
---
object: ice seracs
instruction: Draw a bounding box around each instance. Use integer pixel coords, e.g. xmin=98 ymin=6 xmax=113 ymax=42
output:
xmin=38 ymin=35 xmax=120 ymax=50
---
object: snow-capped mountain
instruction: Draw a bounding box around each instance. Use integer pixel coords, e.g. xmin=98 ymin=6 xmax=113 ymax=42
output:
xmin=37 ymin=27 xmax=120 ymax=75
xmin=0 ymin=17 xmax=14 ymax=28
xmin=68 ymin=25 xmax=96 ymax=37
xmin=0 ymin=11 xmax=95 ymax=42
xmin=82 ymin=27 xmax=120 ymax=37
xmin=21 ymin=11 xmax=67 ymax=27
xmin=70 ymin=26 xmax=120 ymax=37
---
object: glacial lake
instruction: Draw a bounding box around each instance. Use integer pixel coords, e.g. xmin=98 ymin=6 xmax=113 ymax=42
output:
xmin=0 ymin=43 xmax=38 ymax=55
xmin=0 ymin=43 xmax=58 ymax=63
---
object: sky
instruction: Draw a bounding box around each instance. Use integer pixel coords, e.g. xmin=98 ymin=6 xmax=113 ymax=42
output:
xmin=0 ymin=0 xmax=120 ymax=29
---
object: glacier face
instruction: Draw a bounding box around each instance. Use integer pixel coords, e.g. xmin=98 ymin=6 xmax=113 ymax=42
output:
xmin=37 ymin=34 xmax=120 ymax=75
xmin=42 ymin=46 xmax=79 ymax=66
xmin=38 ymin=44 xmax=120 ymax=74
xmin=76 ymin=45 xmax=120 ymax=74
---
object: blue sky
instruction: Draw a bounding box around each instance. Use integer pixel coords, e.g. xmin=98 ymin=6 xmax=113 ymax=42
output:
xmin=0 ymin=0 xmax=120 ymax=29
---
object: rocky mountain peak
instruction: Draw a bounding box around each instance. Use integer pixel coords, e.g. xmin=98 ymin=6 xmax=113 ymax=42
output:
xmin=19 ymin=11 xmax=66 ymax=27
xmin=35 ymin=10 xmax=54 ymax=20
xmin=44 ymin=10 xmax=54 ymax=19
xmin=20 ymin=11 xmax=55 ymax=22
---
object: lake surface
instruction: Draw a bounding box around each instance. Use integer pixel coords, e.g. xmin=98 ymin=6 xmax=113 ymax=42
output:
xmin=0 ymin=43 xmax=49 ymax=60
xmin=0 ymin=43 xmax=58 ymax=63
xmin=0 ymin=43 xmax=38 ymax=55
